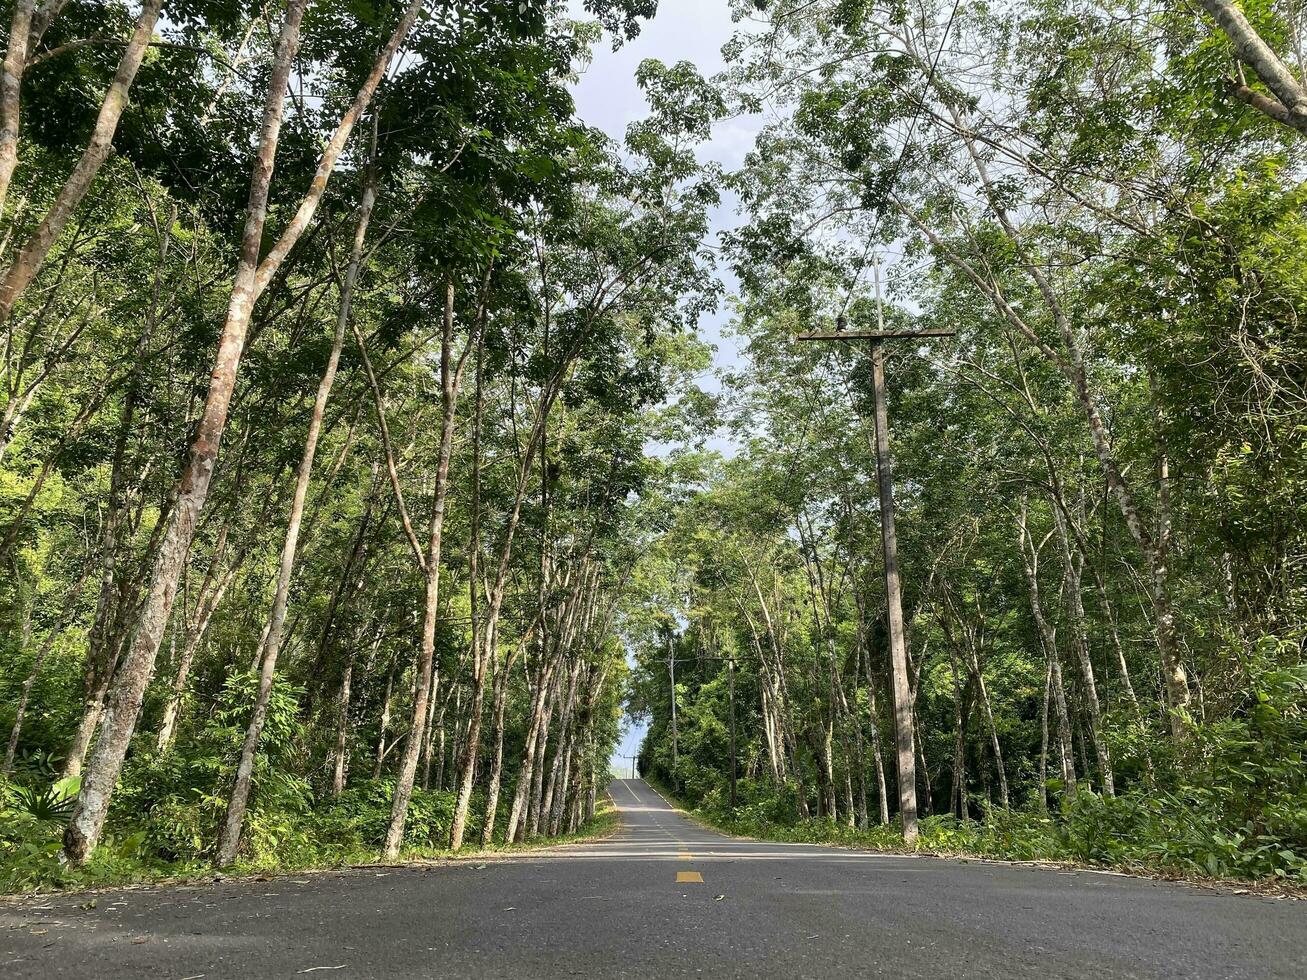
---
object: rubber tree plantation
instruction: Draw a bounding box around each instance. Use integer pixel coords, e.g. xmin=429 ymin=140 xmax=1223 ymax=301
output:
xmin=0 ymin=0 xmax=1304 ymax=895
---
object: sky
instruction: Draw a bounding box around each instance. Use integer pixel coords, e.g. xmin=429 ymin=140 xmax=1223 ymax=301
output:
xmin=567 ymin=0 xmax=760 ymax=774
xmin=570 ymin=0 xmax=760 ymax=399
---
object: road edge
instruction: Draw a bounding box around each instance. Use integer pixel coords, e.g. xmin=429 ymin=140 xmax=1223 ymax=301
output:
xmin=640 ymin=777 xmax=1304 ymax=902
xmin=0 ymin=797 xmax=624 ymax=903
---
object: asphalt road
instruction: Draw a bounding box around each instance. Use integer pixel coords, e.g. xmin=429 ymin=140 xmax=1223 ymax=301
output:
xmin=2 ymin=778 xmax=1303 ymax=979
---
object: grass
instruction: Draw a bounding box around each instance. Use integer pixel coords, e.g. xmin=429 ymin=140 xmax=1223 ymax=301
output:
xmin=644 ymin=777 xmax=1307 ymax=898
xmin=0 ymin=796 xmax=620 ymax=897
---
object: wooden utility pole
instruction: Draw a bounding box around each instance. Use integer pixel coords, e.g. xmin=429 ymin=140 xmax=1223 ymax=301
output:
xmin=728 ymin=655 xmax=738 ymax=808
xmin=796 ymin=257 xmax=953 ymax=844
xmin=669 ymin=634 xmax=679 ymax=774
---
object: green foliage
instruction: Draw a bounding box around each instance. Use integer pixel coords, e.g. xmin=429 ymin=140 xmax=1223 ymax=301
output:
xmin=651 ymin=651 xmax=1307 ymax=884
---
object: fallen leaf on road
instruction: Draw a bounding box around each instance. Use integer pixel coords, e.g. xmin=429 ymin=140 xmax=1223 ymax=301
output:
xmin=131 ymin=937 xmax=149 ymax=945
xmin=806 ymin=935 xmax=819 ymax=940
xmin=296 ymin=968 xmax=346 ymax=974
xmin=502 ymin=907 xmax=516 ymax=912
xmin=179 ymin=974 xmax=206 ymax=979
xmin=714 ymin=895 xmax=726 ymax=901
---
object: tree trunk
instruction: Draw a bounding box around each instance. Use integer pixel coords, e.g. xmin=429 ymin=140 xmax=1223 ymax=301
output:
xmin=1197 ymin=0 xmax=1307 ymax=134
xmin=947 ymin=644 xmax=969 ymax=821
xmin=1038 ymin=657 xmax=1051 ymax=811
xmin=1018 ymin=495 xmax=1075 ymax=802
xmin=860 ymin=641 xmax=891 ymax=825
xmin=330 ymin=647 xmax=355 ymax=796
xmin=479 ymin=668 xmax=510 ymax=847
xmin=381 ymin=283 xmax=467 ymax=860
xmin=1052 ymin=507 xmax=1114 ymax=795
xmin=1051 ymin=655 xmax=1077 ymax=801
xmin=968 ymin=649 xmax=1009 ymax=810
xmin=155 ymin=564 xmax=235 ymax=752
xmin=60 ymin=0 xmax=309 ymax=866
xmin=4 ymin=567 xmax=90 ymax=773
xmin=540 ymin=660 xmax=580 ymax=835
xmin=527 ymin=676 xmax=559 ymax=839
xmin=504 ymin=659 xmax=556 ymax=844
xmin=0 ymin=0 xmax=166 ymax=324
xmin=216 ymin=175 xmax=375 ymax=866
xmin=373 ymin=665 xmax=395 ymax=780
xmin=0 ymin=0 xmax=37 ymax=216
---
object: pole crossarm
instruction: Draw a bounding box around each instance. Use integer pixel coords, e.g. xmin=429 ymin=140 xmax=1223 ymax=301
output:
xmin=796 ymin=328 xmax=956 ymax=341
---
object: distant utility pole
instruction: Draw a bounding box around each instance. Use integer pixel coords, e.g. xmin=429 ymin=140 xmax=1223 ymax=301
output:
xmin=796 ymin=257 xmax=953 ymax=844
xmin=618 ymin=754 xmax=639 ymax=780
xmin=668 ymin=633 xmax=679 ymax=773
xmin=727 ymin=655 xmax=738 ymax=808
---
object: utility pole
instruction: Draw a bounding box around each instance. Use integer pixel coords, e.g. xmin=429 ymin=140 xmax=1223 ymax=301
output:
xmin=618 ymin=754 xmax=639 ymax=780
xmin=728 ymin=655 xmax=738 ymax=808
xmin=668 ymin=633 xmax=678 ymax=775
xmin=796 ymin=256 xmax=953 ymax=844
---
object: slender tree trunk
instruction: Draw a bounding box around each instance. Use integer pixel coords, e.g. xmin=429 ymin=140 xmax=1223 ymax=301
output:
xmin=527 ymin=675 xmax=559 ymax=839
xmin=860 ymin=642 xmax=891 ymax=825
xmin=1053 ymin=507 xmax=1114 ymax=795
xmin=479 ymin=668 xmax=510 ymax=847
xmin=0 ymin=0 xmax=37 ymax=217
xmin=968 ymin=648 xmax=1009 ymax=810
xmin=155 ymin=566 xmax=235 ymax=752
xmin=382 ymin=283 xmax=467 ymax=860
xmin=1038 ymin=658 xmax=1051 ymax=811
xmin=505 ymin=661 xmax=555 ymax=843
xmin=4 ymin=567 xmax=90 ymax=773
xmin=451 ymin=297 xmax=517 ymax=851
xmin=330 ymin=647 xmax=355 ymax=796
xmin=216 ymin=176 xmax=376 ymax=866
xmin=540 ymin=660 xmax=579 ymax=835
xmin=0 ymin=0 xmax=166 ymax=323
xmin=373 ymin=665 xmax=394 ymax=779
xmin=1018 ymin=494 xmax=1075 ymax=802
xmin=420 ymin=674 xmax=440 ymax=790
xmin=1051 ymin=655 xmax=1077 ymax=801
xmin=62 ymin=488 xmax=174 ymax=780
xmin=60 ymin=0 xmax=310 ymax=866
xmin=948 ymin=644 xmax=969 ymax=821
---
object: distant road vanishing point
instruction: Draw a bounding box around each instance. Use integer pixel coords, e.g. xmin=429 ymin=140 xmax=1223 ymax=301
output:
xmin=3 ymin=778 xmax=1303 ymax=979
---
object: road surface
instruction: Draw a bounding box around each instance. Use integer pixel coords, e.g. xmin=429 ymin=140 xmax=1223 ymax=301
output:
xmin=2 ymin=778 xmax=1303 ymax=978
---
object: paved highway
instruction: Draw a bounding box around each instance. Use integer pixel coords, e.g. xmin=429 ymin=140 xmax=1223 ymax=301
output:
xmin=2 ymin=778 xmax=1302 ymax=978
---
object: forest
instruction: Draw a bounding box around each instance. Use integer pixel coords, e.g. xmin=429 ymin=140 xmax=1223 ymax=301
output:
xmin=0 ymin=0 xmax=1304 ymax=893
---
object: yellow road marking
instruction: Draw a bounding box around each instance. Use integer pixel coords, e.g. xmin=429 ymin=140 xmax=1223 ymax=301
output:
xmin=676 ymin=871 xmax=703 ymax=884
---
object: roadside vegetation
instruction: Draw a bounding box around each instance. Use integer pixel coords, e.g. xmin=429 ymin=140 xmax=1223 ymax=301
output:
xmin=0 ymin=0 xmax=712 ymax=892
xmin=2 ymin=0 xmax=1306 ymax=895
xmin=1 ymin=773 xmax=618 ymax=893
xmin=628 ymin=0 xmax=1307 ymax=889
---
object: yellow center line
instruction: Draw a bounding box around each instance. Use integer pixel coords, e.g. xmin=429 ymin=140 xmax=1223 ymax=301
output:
xmin=676 ymin=870 xmax=703 ymax=884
